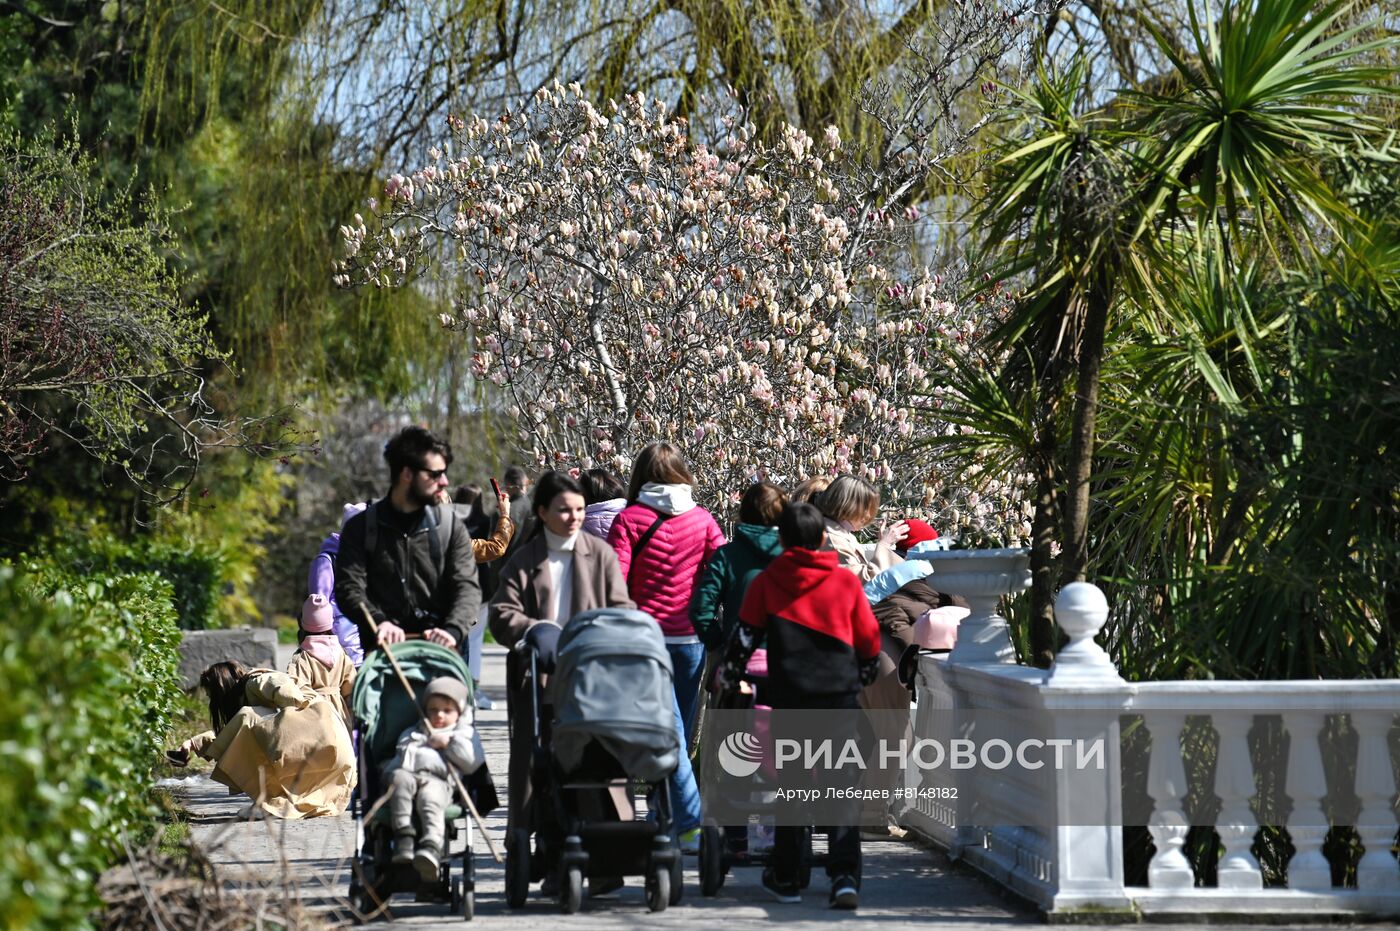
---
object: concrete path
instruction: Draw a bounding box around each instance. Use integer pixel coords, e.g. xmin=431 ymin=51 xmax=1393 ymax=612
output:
xmin=176 ymin=644 xmax=1312 ymax=929
xmin=176 ymin=643 xmax=1038 ymax=928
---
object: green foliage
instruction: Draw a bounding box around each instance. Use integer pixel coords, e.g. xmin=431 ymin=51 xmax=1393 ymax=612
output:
xmin=0 ymin=122 xmax=254 ymax=493
xmin=0 ymin=453 xmax=287 ymax=629
xmin=952 ymin=0 xmax=1400 ymax=680
xmin=43 ymin=539 xmax=224 ymax=632
xmin=1132 ymin=0 xmax=1398 ymax=255
xmin=0 ymin=564 xmax=182 ymax=930
xmin=148 ymin=453 xmax=292 ymax=625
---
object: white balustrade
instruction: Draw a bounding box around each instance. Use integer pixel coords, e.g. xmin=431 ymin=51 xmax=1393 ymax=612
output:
xmin=1145 ymin=712 xmax=1193 ymax=889
xmin=1282 ymin=711 xmax=1332 ymax=890
xmin=899 ymin=573 xmax=1400 ymax=920
xmin=1213 ymin=713 xmax=1263 ymax=888
xmin=1353 ymin=710 xmax=1400 ymax=893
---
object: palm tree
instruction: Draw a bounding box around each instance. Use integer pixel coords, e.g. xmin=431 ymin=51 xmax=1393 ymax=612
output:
xmin=954 ymin=0 xmax=1396 ymax=670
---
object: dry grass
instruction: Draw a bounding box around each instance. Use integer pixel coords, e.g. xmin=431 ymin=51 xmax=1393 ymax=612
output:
xmin=100 ymin=834 xmax=325 ymax=931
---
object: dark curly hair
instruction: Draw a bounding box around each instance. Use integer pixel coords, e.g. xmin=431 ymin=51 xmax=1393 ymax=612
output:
xmin=384 ymin=425 xmax=453 ymax=486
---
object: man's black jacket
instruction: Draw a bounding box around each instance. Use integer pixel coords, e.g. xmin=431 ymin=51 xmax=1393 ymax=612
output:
xmin=335 ymin=502 xmax=481 ymax=648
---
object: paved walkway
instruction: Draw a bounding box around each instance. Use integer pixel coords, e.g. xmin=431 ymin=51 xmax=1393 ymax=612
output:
xmin=176 ymin=643 xmax=1037 ymax=928
xmin=175 ymin=644 xmax=1312 ymax=929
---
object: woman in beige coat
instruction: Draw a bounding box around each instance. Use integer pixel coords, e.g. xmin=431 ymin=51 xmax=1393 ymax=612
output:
xmin=169 ymin=661 xmax=356 ymax=819
xmin=487 ymin=470 xmax=633 ymax=649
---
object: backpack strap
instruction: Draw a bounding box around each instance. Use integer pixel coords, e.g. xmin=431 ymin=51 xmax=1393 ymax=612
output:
xmin=363 ymin=500 xmax=381 ymax=558
xmin=630 ymin=511 xmax=672 ymax=570
xmin=364 ymin=498 xmax=454 ymax=578
xmin=425 ymin=503 xmax=455 ymax=578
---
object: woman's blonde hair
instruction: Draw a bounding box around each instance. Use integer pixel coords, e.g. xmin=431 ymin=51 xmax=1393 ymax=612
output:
xmin=626 ymin=441 xmax=695 ymax=502
xmin=789 ymin=475 xmax=832 ymax=504
xmin=815 ymin=475 xmax=880 ymax=526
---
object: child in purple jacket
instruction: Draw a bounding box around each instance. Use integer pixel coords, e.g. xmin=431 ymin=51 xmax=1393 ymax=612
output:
xmin=309 ymin=502 xmax=367 ymax=666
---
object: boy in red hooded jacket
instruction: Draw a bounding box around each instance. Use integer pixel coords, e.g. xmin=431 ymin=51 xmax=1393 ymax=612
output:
xmin=716 ymin=501 xmax=880 ymax=910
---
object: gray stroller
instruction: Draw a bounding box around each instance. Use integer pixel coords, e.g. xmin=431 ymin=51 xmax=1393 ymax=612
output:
xmin=506 ymin=607 xmax=683 ymax=913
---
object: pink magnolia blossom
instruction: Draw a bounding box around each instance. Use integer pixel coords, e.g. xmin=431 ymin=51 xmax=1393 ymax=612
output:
xmin=337 ymin=85 xmax=1028 ymax=540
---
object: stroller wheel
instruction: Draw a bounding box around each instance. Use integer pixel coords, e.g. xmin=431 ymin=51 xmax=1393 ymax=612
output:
xmin=559 ymin=865 xmax=583 ymax=914
xmin=669 ymin=849 xmax=683 ymax=906
xmin=349 ymin=880 xmax=378 ymax=924
xmin=455 ymin=876 xmax=475 ymax=921
xmin=645 ymin=863 xmax=671 ymax=913
xmin=505 ymin=829 xmax=531 ymax=909
xmin=699 ymin=826 xmax=725 ymax=897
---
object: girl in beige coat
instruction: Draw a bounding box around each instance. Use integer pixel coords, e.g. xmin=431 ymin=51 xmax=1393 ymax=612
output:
xmin=170 ymin=661 xmax=356 ymax=819
xmin=287 ymin=593 xmax=356 ymax=724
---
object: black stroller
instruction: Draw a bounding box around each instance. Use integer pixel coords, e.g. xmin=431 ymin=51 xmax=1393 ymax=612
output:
xmin=696 ymin=648 xmax=823 ymax=896
xmin=347 ymin=641 xmax=497 ymax=922
xmin=505 ymin=607 xmax=683 ymax=913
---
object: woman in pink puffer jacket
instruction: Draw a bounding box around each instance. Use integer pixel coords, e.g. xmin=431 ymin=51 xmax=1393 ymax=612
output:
xmin=607 ymin=442 xmax=724 ymax=847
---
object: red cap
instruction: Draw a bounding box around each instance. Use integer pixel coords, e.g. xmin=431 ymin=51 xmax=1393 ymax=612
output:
xmin=899 ymin=518 xmax=939 ymax=551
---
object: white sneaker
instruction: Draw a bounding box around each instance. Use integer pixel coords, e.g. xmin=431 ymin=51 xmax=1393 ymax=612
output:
xmin=476 ymin=692 xmax=494 ymax=711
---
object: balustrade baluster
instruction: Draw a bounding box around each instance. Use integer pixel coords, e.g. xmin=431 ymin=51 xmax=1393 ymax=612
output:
xmin=1146 ymin=712 xmax=1193 ymax=888
xmin=1214 ymin=713 xmax=1263 ymax=888
xmin=1352 ymin=711 xmax=1400 ymax=892
xmin=1283 ymin=711 xmax=1332 ymax=890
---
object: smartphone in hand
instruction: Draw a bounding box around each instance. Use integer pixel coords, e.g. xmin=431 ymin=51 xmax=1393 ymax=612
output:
xmin=490 ymin=478 xmax=502 ymax=499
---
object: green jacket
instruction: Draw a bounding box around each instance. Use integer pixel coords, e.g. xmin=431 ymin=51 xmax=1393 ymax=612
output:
xmin=689 ymin=523 xmax=783 ymax=649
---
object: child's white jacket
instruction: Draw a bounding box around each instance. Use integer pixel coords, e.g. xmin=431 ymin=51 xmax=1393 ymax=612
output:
xmin=391 ymin=712 xmax=484 ymax=779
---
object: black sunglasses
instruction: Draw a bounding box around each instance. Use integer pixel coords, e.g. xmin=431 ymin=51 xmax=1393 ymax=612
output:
xmin=417 ymin=466 xmax=449 ymax=480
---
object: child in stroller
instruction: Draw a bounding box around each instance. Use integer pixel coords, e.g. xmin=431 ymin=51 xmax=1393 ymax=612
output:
xmin=385 ymin=676 xmax=483 ymax=880
xmin=347 ymin=641 xmax=497 ymax=922
xmin=505 ymin=606 xmax=683 ymax=913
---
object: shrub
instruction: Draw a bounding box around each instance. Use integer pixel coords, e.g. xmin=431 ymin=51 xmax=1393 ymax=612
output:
xmin=47 ymin=538 xmax=224 ymax=630
xmin=0 ymin=564 xmax=182 ymax=929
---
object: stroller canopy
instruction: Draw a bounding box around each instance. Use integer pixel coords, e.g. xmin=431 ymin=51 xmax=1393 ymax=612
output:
xmin=550 ymin=607 xmax=679 ymax=782
xmin=351 ymin=642 xmax=472 ymax=766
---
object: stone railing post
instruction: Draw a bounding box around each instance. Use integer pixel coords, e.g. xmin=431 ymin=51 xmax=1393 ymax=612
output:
xmin=1213 ymin=712 xmax=1264 ymax=888
xmin=1352 ymin=711 xmax=1400 ymax=892
xmin=1283 ymin=711 xmax=1332 ymax=890
xmin=1046 ymin=581 xmax=1120 ymax=687
xmin=1040 ymin=582 xmax=1132 ymax=911
xmin=1145 ymin=711 xmax=1194 ymax=888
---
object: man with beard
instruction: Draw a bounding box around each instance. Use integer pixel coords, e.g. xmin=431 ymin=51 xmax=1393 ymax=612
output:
xmin=336 ymin=426 xmax=481 ymax=654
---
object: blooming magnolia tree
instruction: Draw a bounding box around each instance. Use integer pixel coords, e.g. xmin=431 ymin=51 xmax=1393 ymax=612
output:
xmin=337 ymin=85 xmax=1030 ymax=537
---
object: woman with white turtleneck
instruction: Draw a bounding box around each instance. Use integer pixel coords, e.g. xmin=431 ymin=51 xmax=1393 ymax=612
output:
xmin=489 ymin=469 xmax=633 ymax=651
xmin=488 ymin=470 xmax=635 ymax=869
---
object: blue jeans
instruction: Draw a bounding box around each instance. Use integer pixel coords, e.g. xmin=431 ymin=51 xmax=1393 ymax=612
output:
xmin=668 ymin=690 xmax=703 ymax=834
xmin=666 ymin=642 xmax=706 ymax=834
xmin=667 ymin=642 xmax=706 ymax=750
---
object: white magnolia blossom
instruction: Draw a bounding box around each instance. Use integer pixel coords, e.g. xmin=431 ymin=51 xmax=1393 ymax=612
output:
xmin=339 ymin=86 xmax=1028 ymax=538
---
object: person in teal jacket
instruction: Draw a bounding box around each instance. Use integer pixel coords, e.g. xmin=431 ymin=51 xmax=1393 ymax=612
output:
xmin=689 ymin=481 xmax=788 ymax=650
